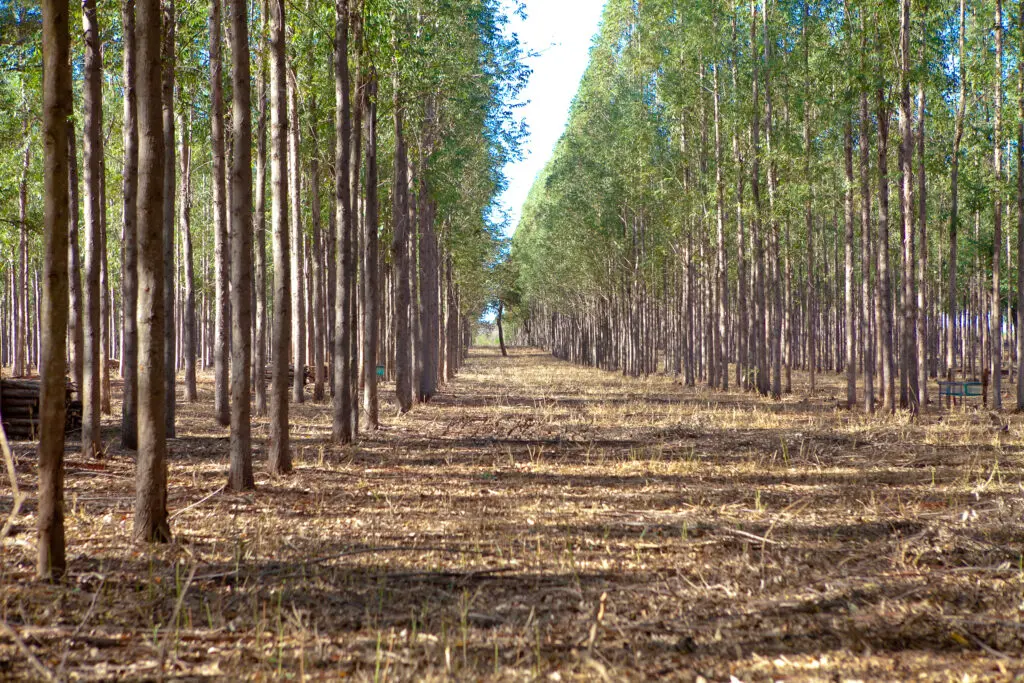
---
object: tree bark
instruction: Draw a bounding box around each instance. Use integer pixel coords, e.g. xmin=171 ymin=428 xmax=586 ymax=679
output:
xmin=210 ymin=0 xmax=229 ymax=426
xmin=497 ymin=301 xmax=508 ymax=357
xmin=38 ymin=0 xmax=72 ymax=578
xmin=268 ymin=0 xmax=292 ymax=475
xmin=859 ymin=88 xmax=874 ymax=413
xmin=844 ymin=118 xmax=856 ymax=408
xmin=877 ymin=91 xmax=896 ymax=413
xmin=361 ymin=73 xmax=379 ymax=429
xmin=288 ymin=68 xmax=306 ymax=404
xmin=309 ymin=95 xmax=326 ymax=403
xmin=68 ymin=119 xmax=84 ymax=397
xmin=899 ymin=0 xmax=918 ymax=412
xmin=134 ymin=0 xmax=171 ymax=543
xmin=948 ymin=0 xmax=966 ymax=383
xmin=992 ymin=0 xmax=1003 ymax=410
xmin=392 ymin=76 xmax=412 ymax=412
xmin=161 ymin=0 xmax=176 ymax=437
xmin=81 ymin=0 xmax=103 ymax=459
xmin=228 ymin=0 xmax=254 ymax=491
xmin=121 ymin=0 xmax=139 ymax=447
xmin=1017 ymin=0 xmax=1024 ymax=410
xmin=254 ymin=1 xmax=268 ymax=417
xmin=179 ymin=108 xmax=197 ymax=402
xmin=332 ymin=0 xmax=353 ymax=442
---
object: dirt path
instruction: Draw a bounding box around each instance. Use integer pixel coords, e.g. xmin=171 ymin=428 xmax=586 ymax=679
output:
xmin=2 ymin=347 xmax=1024 ymax=680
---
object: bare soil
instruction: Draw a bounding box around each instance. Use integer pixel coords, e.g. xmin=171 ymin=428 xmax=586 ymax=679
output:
xmin=2 ymin=347 xmax=1024 ymax=681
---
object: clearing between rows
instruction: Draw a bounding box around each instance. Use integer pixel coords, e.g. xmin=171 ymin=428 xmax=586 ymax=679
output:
xmin=2 ymin=347 xmax=1023 ymax=681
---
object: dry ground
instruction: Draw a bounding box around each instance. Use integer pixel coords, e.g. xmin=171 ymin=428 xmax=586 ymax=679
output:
xmin=2 ymin=347 xmax=1024 ymax=681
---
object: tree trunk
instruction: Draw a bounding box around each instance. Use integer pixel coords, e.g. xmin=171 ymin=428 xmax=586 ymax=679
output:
xmin=161 ymin=0 xmax=176 ymax=437
xmin=1017 ymin=0 xmax=1024 ymax=410
xmin=992 ymin=0 xmax=1004 ymax=410
xmin=68 ymin=119 xmax=84 ymax=397
xmin=179 ymin=107 xmax=197 ymax=402
xmin=228 ymin=0 xmax=254 ymax=491
xmin=361 ymin=73 xmax=379 ymax=429
xmin=497 ymin=301 xmax=508 ymax=357
xmin=844 ymin=118 xmax=856 ymax=408
xmin=16 ymin=94 xmax=28 ymax=380
xmin=210 ymin=0 xmax=229 ymax=426
xmin=254 ymin=2 xmax=268 ymax=417
xmin=309 ymin=95 xmax=326 ymax=403
xmin=876 ymin=92 xmax=896 ymax=412
xmin=38 ymin=0 xmax=72 ymax=578
xmin=288 ymin=68 xmax=306 ymax=404
xmin=392 ymin=76 xmax=412 ymax=412
xmin=332 ymin=0 xmax=353 ymax=442
xmin=81 ymin=0 xmax=103 ymax=459
xmin=859 ymin=89 xmax=874 ymax=413
xmin=134 ymin=0 xmax=171 ymax=543
xmin=268 ymin=0 xmax=292 ymax=475
xmin=120 ymin=0 xmax=139 ymax=447
xmin=899 ymin=0 xmax=918 ymax=412
xmin=916 ymin=24 xmax=928 ymax=408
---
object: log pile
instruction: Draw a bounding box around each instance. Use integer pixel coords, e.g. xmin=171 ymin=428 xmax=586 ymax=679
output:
xmin=0 ymin=379 xmax=80 ymax=441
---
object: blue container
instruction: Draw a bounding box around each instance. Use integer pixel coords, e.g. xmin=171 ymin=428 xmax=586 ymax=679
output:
xmin=376 ymin=365 xmax=385 ymax=378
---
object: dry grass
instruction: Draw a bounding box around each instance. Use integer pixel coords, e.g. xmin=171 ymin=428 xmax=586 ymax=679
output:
xmin=2 ymin=347 xmax=1024 ymax=681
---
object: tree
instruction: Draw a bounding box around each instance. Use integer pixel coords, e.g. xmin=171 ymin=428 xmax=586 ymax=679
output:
xmin=268 ymin=0 xmax=292 ymax=475
xmin=135 ymin=0 xmax=170 ymax=543
xmin=332 ymin=0 xmax=353 ymax=443
xmin=81 ymin=0 xmax=103 ymax=459
xmin=121 ymin=0 xmax=139 ymax=448
xmin=161 ymin=0 xmax=176 ymax=438
xmin=392 ymin=72 xmax=412 ymax=413
xmin=211 ymin=0 xmax=229 ymax=426
xmin=38 ymin=0 xmax=72 ymax=578
xmin=227 ymin=0 xmax=254 ymax=491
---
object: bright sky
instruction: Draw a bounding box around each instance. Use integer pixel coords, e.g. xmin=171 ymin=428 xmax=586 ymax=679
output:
xmin=498 ymin=0 xmax=607 ymax=237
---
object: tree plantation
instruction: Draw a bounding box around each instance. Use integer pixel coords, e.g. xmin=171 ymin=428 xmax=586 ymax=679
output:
xmin=2 ymin=0 xmax=1024 ymax=680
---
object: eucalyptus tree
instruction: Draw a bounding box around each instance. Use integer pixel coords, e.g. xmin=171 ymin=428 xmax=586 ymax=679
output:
xmin=38 ymin=0 xmax=72 ymax=578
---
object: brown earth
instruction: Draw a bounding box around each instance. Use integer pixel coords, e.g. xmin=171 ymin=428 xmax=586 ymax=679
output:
xmin=2 ymin=347 xmax=1024 ymax=681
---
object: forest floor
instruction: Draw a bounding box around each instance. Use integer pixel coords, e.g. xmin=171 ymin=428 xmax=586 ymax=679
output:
xmin=2 ymin=347 xmax=1024 ymax=681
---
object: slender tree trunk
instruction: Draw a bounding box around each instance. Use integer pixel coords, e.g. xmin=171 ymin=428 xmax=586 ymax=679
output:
xmin=227 ymin=0 xmax=254 ymax=490
xmin=392 ymin=76 xmax=412 ymax=412
xmin=949 ymin=0 xmax=966 ymax=382
xmin=17 ymin=92 xmax=28 ymax=379
xmin=38 ymin=0 xmax=72 ymax=578
xmin=1017 ymin=0 xmax=1024 ymax=410
xmin=120 ymin=0 xmax=138 ymax=447
xmin=68 ymin=121 xmax=84 ymax=396
xmin=361 ymin=73 xmax=379 ymax=429
xmin=713 ymin=64 xmax=728 ymax=391
xmin=332 ymin=0 xmax=353 ymax=442
xmin=179 ymin=108 xmax=197 ymax=402
xmin=916 ymin=22 xmax=928 ymax=408
xmin=859 ymin=89 xmax=874 ymax=413
xmin=135 ymin=0 xmax=170 ymax=542
xmin=992 ymin=0 xmax=1004 ymax=410
xmin=899 ymin=0 xmax=918 ymax=412
xmin=844 ymin=119 xmax=856 ymax=408
xmin=750 ymin=0 xmax=767 ymax=396
xmin=288 ymin=68 xmax=306 ymax=404
xmin=99 ymin=151 xmax=111 ymax=415
xmin=254 ymin=3 xmax=268 ymax=417
xmin=210 ymin=0 xmax=230 ymax=426
xmin=497 ymin=301 xmax=508 ymax=357
xmin=81 ymin=0 xmax=103 ymax=458
xmin=268 ymin=0 xmax=292 ymax=475
xmin=161 ymin=0 xmax=176 ymax=437
xmin=309 ymin=95 xmax=326 ymax=402
xmin=877 ymin=92 xmax=896 ymax=412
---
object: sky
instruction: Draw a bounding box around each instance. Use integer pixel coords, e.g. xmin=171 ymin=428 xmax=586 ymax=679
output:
xmin=497 ymin=0 xmax=607 ymax=237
